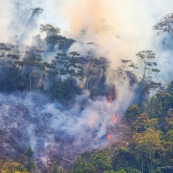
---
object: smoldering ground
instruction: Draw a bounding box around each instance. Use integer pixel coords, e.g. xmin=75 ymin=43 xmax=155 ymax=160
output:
xmin=0 ymin=92 xmax=128 ymax=170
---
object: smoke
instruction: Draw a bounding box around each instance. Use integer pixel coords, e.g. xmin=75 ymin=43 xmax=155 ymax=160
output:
xmin=1 ymin=0 xmax=173 ymax=170
xmin=57 ymin=0 xmax=173 ymax=67
xmin=0 ymin=1 xmax=15 ymax=42
xmin=0 ymin=0 xmax=43 ymax=43
xmin=37 ymin=0 xmax=173 ymax=83
xmin=1 ymin=0 xmax=173 ymax=66
xmin=0 ymin=92 xmax=126 ymax=170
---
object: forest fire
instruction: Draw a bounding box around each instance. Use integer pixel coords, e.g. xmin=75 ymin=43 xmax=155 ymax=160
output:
xmin=105 ymin=115 xmax=119 ymax=140
xmin=105 ymin=95 xmax=113 ymax=110
xmin=108 ymin=95 xmax=113 ymax=103
xmin=106 ymin=133 xmax=111 ymax=140
xmin=112 ymin=115 xmax=119 ymax=124
xmin=104 ymin=94 xmax=120 ymax=141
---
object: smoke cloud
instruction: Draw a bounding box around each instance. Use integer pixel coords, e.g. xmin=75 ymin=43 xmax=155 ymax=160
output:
xmin=1 ymin=0 xmax=173 ymax=66
xmin=56 ymin=0 xmax=173 ymax=67
xmin=1 ymin=0 xmax=173 ymax=170
xmin=0 ymin=92 xmax=126 ymax=170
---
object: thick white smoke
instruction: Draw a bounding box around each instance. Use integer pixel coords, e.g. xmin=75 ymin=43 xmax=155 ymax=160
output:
xmin=1 ymin=0 xmax=173 ymax=66
xmin=32 ymin=0 xmax=173 ymax=67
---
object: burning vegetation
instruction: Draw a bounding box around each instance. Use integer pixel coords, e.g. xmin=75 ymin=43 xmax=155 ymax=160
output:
xmin=0 ymin=1 xmax=173 ymax=173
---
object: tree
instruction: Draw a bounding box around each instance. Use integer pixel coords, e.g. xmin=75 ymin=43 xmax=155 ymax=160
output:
xmin=49 ymin=52 xmax=84 ymax=79
xmin=20 ymin=146 xmax=36 ymax=173
xmin=44 ymin=52 xmax=83 ymax=102
xmin=51 ymin=162 xmax=60 ymax=173
xmin=74 ymin=150 xmax=113 ymax=173
xmin=115 ymin=59 xmax=138 ymax=86
xmin=125 ymin=105 xmax=141 ymax=125
xmin=131 ymin=113 xmax=158 ymax=134
xmin=136 ymin=50 xmax=161 ymax=112
xmin=40 ymin=24 xmax=60 ymax=37
xmin=165 ymin=109 xmax=173 ymax=131
xmin=73 ymin=158 xmax=96 ymax=173
xmin=0 ymin=160 xmax=29 ymax=173
xmin=115 ymin=170 xmax=126 ymax=173
xmin=104 ymin=171 xmax=116 ymax=173
xmin=0 ymin=43 xmax=27 ymax=92
xmin=136 ymin=50 xmax=160 ymax=83
xmin=147 ymin=93 xmax=162 ymax=118
xmin=32 ymin=35 xmax=45 ymax=51
xmin=162 ymin=130 xmax=173 ymax=167
xmin=112 ymin=147 xmax=139 ymax=172
xmin=40 ymin=24 xmax=74 ymax=52
xmin=83 ymin=56 xmax=110 ymax=97
xmin=90 ymin=150 xmax=112 ymax=173
xmin=17 ymin=46 xmax=46 ymax=92
xmin=132 ymin=128 xmax=163 ymax=173
xmin=154 ymin=13 xmax=173 ymax=38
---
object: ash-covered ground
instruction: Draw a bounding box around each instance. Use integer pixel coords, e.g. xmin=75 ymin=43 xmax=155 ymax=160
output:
xmin=0 ymin=92 xmax=129 ymax=171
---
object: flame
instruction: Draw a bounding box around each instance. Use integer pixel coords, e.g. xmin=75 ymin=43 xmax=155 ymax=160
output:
xmin=108 ymin=95 xmax=113 ymax=103
xmin=112 ymin=115 xmax=119 ymax=124
xmin=106 ymin=133 xmax=111 ymax=140
xmin=106 ymin=95 xmax=113 ymax=111
xmin=105 ymin=95 xmax=119 ymax=140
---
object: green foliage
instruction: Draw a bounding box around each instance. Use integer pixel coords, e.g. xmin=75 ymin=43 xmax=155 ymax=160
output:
xmin=125 ymin=168 xmax=141 ymax=173
xmin=90 ymin=150 xmax=112 ymax=173
xmin=73 ymin=158 xmax=96 ymax=173
xmin=115 ymin=169 xmax=126 ymax=173
xmin=125 ymin=104 xmax=140 ymax=124
xmin=147 ymin=93 xmax=162 ymax=118
xmin=112 ymin=147 xmax=138 ymax=172
xmin=136 ymin=50 xmax=161 ymax=112
xmin=132 ymin=128 xmax=163 ymax=172
xmin=45 ymin=35 xmax=74 ymax=51
xmin=131 ymin=113 xmax=158 ymax=134
xmin=19 ymin=146 xmax=36 ymax=172
xmin=0 ymin=48 xmax=25 ymax=92
xmin=17 ymin=47 xmax=46 ymax=92
xmin=51 ymin=162 xmax=60 ymax=173
xmin=132 ymin=128 xmax=162 ymax=152
xmin=0 ymin=159 xmax=30 ymax=173
xmin=46 ymin=77 xmax=82 ymax=102
xmin=26 ymin=146 xmax=34 ymax=159
xmin=103 ymin=170 xmax=116 ymax=173
xmin=44 ymin=52 xmax=84 ymax=102
xmin=0 ymin=27 xmax=112 ymax=102
xmin=73 ymin=150 xmax=112 ymax=173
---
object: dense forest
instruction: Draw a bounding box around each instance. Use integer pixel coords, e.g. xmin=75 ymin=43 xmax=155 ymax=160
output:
xmin=1 ymin=1 xmax=173 ymax=173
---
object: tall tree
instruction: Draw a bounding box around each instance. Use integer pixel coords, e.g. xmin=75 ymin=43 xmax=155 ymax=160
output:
xmin=115 ymin=59 xmax=138 ymax=86
xmin=136 ymin=50 xmax=161 ymax=111
xmin=154 ymin=13 xmax=173 ymax=38
xmin=45 ymin=52 xmax=83 ymax=102
xmin=51 ymin=162 xmax=60 ymax=173
xmin=17 ymin=46 xmax=46 ymax=92
xmin=132 ymin=128 xmax=163 ymax=172
xmin=19 ymin=146 xmax=36 ymax=173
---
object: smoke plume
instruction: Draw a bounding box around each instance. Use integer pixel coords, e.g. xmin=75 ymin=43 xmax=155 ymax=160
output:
xmin=1 ymin=0 xmax=173 ymax=171
xmin=0 ymin=92 xmax=127 ymax=170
